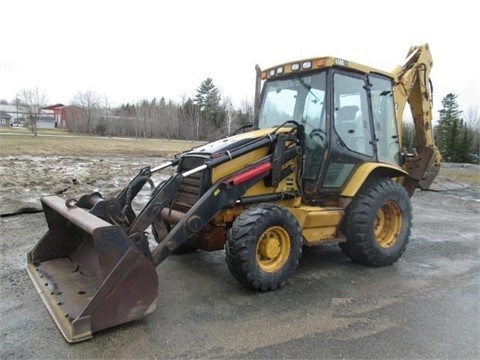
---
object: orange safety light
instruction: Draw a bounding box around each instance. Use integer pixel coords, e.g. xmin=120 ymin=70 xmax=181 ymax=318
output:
xmin=316 ymin=58 xmax=326 ymax=67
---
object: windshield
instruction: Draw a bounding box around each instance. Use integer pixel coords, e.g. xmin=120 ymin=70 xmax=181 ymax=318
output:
xmin=257 ymin=71 xmax=327 ymax=132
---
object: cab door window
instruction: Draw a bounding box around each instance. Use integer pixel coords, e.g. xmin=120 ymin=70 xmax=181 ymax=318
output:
xmin=333 ymin=74 xmax=373 ymax=157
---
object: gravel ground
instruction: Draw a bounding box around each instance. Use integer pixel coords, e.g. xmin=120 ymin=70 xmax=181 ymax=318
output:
xmin=0 ymin=157 xmax=478 ymax=358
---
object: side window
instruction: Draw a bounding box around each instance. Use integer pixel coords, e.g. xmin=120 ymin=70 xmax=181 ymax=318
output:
xmin=302 ymin=88 xmax=325 ymax=133
xmin=258 ymin=88 xmax=298 ymax=127
xmin=370 ymin=76 xmax=400 ymax=164
xmin=333 ymin=73 xmax=373 ymax=157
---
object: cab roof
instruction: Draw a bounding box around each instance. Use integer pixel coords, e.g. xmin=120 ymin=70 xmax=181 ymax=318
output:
xmin=261 ymin=56 xmax=393 ymax=80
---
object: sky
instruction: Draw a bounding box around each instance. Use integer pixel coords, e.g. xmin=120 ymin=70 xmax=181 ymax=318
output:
xmin=1 ymin=0 xmax=479 ymax=120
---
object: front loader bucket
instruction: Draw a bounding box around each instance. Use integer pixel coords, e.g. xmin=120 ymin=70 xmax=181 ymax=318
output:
xmin=26 ymin=195 xmax=158 ymax=343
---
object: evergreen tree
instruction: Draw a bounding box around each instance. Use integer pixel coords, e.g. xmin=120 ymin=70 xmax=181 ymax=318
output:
xmin=117 ymin=103 xmax=136 ymax=116
xmin=235 ymin=99 xmax=254 ymax=128
xmin=193 ymin=78 xmax=225 ymax=129
xmin=435 ymin=93 xmax=470 ymax=162
xmin=159 ymin=97 xmax=166 ymax=108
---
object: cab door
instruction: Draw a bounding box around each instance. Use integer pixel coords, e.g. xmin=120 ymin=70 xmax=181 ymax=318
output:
xmin=320 ymin=71 xmax=376 ymax=192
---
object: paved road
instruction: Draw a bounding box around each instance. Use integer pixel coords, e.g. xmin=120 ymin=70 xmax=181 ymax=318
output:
xmin=1 ymin=188 xmax=479 ymax=359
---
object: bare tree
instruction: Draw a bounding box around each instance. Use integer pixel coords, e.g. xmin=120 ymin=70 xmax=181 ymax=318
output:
xmin=466 ymin=106 xmax=480 ymax=161
xmin=18 ymin=88 xmax=47 ymax=136
xmin=135 ymin=102 xmax=140 ymax=140
xmin=139 ymin=99 xmax=149 ymax=139
xmin=465 ymin=106 xmax=479 ymax=131
xmin=64 ymin=105 xmax=84 ymax=133
xmin=103 ymin=94 xmax=111 ymax=138
xmin=222 ymin=97 xmax=236 ymax=134
xmin=72 ymin=91 xmax=100 ymax=135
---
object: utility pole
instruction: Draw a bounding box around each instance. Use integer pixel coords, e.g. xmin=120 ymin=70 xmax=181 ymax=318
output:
xmin=16 ymin=94 xmax=19 ymax=126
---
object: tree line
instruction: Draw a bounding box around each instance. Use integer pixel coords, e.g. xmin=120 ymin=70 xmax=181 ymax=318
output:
xmin=4 ymin=85 xmax=479 ymax=164
xmin=68 ymin=79 xmax=254 ymax=140
xmin=8 ymin=78 xmax=253 ymax=141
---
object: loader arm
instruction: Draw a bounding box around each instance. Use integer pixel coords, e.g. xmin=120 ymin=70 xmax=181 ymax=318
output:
xmin=127 ymin=130 xmax=301 ymax=265
xmin=392 ymin=43 xmax=442 ymax=192
xmin=150 ymin=160 xmax=274 ymax=265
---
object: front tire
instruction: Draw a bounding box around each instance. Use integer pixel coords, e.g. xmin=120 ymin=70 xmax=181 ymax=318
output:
xmin=225 ymin=204 xmax=303 ymax=291
xmin=340 ymin=178 xmax=412 ymax=266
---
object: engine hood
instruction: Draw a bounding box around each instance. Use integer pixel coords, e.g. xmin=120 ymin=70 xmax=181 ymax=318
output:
xmin=183 ymin=128 xmax=276 ymax=158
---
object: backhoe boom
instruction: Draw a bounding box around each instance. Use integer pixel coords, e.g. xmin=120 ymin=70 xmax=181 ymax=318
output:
xmin=392 ymin=43 xmax=441 ymax=191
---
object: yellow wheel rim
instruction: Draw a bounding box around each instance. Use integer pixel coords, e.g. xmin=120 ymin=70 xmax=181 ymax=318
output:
xmin=374 ymin=200 xmax=403 ymax=248
xmin=256 ymin=226 xmax=291 ymax=273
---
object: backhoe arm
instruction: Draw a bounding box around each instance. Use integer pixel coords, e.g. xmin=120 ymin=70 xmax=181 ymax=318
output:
xmin=392 ymin=43 xmax=441 ymax=192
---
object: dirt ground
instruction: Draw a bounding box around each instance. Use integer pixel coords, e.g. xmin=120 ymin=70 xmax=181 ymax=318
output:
xmin=0 ymin=156 xmax=479 ymax=358
xmin=0 ymin=155 xmax=173 ymax=216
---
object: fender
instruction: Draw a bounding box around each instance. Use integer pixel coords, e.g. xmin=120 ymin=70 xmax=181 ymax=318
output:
xmin=341 ymin=163 xmax=408 ymax=197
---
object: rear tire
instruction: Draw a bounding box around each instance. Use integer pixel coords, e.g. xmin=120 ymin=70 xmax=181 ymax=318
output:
xmin=225 ymin=204 xmax=302 ymax=291
xmin=340 ymin=178 xmax=412 ymax=266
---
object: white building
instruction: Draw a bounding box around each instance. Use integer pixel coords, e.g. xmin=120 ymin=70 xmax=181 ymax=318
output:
xmin=0 ymin=104 xmax=29 ymax=126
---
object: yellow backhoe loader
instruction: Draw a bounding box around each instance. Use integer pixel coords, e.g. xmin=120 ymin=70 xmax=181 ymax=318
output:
xmin=27 ymin=44 xmax=441 ymax=342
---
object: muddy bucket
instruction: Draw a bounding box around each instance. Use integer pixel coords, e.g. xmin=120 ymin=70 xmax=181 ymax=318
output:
xmin=26 ymin=195 xmax=158 ymax=343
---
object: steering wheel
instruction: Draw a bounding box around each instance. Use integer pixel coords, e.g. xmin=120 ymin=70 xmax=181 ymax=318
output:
xmin=306 ymin=128 xmax=327 ymax=150
xmin=310 ymin=128 xmax=326 ymax=141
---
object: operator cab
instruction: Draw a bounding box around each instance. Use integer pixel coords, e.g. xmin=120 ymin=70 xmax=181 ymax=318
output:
xmin=255 ymin=58 xmax=400 ymax=200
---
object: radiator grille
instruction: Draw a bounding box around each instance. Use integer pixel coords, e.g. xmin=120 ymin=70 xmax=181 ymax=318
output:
xmin=175 ymin=156 xmax=207 ymax=210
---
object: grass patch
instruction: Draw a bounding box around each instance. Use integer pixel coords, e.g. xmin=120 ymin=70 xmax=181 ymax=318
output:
xmin=0 ymin=133 xmax=205 ymax=157
xmin=437 ymin=166 xmax=480 ymax=186
xmin=0 ymin=126 xmax=70 ymax=136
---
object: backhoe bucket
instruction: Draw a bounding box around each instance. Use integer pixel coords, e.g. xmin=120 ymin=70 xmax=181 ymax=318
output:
xmin=26 ymin=195 xmax=158 ymax=343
